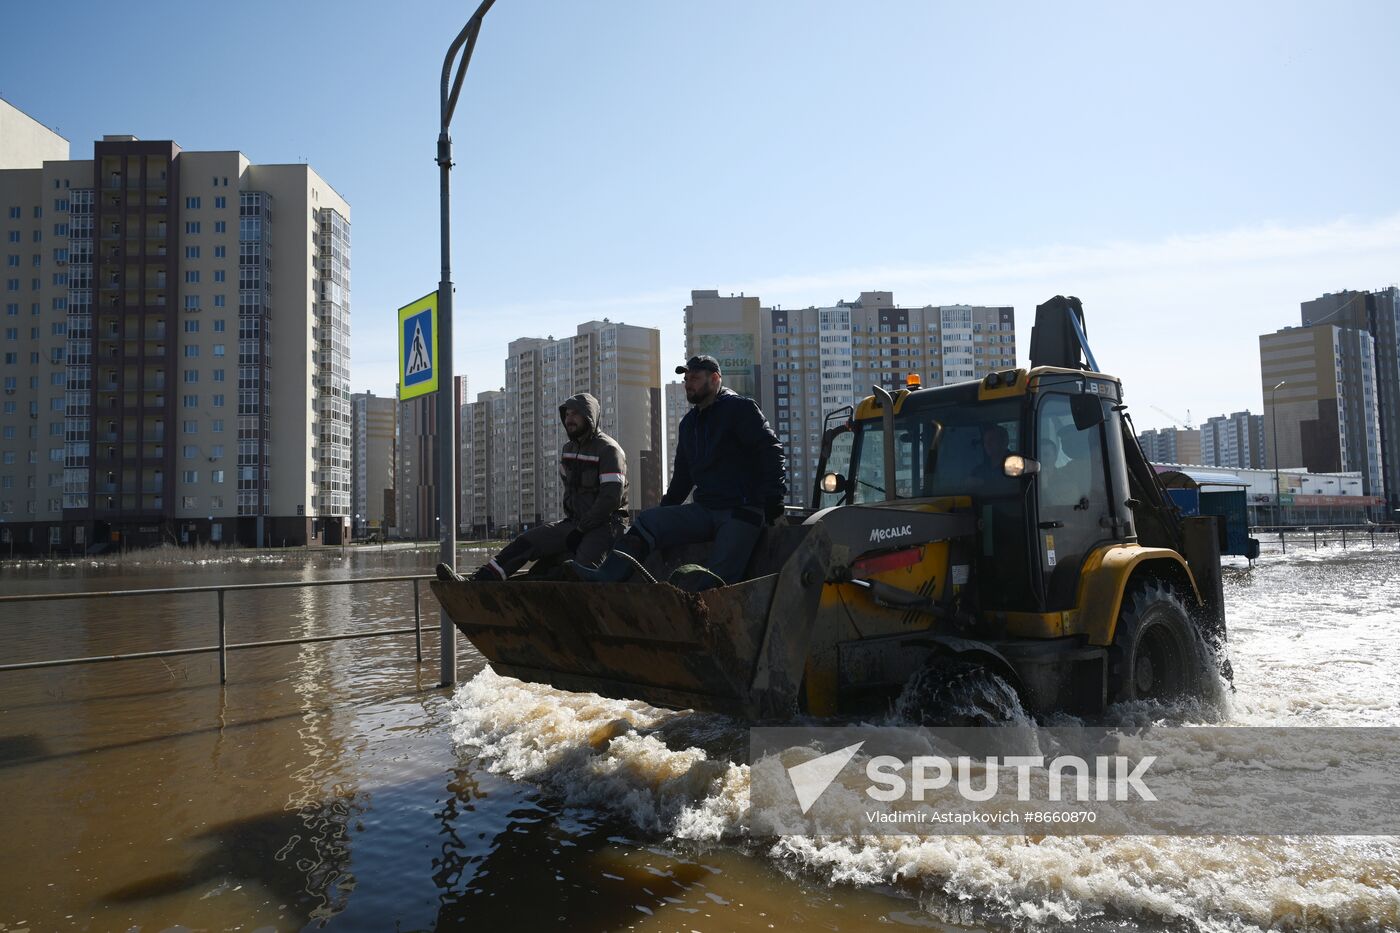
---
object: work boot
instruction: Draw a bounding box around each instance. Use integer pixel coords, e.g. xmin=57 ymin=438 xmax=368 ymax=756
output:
xmin=566 ymin=531 xmax=649 ymax=583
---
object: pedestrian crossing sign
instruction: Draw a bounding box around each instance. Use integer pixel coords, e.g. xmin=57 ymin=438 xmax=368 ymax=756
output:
xmin=398 ymin=291 xmax=439 ymax=400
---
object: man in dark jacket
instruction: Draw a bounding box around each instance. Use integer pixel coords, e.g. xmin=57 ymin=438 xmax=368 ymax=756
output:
xmin=570 ymin=355 xmax=786 ymax=586
xmin=468 ymin=393 xmax=627 ymax=580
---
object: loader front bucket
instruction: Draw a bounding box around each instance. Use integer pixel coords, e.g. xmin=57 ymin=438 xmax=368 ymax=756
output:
xmin=431 ymin=526 xmax=831 ymax=718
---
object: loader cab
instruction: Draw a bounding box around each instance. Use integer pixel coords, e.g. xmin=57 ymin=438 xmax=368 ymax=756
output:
xmin=813 ymin=368 xmax=1135 ymax=614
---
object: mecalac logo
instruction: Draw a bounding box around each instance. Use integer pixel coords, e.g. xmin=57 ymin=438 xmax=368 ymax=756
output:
xmin=869 ymin=524 xmax=913 ymax=544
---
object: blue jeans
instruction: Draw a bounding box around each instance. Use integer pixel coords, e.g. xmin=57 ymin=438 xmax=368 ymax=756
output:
xmin=632 ymin=502 xmax=764 ymax=585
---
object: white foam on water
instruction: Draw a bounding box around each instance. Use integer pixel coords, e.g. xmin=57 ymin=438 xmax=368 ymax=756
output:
xmin=449 ymin=548 xmax=1400 ymax=931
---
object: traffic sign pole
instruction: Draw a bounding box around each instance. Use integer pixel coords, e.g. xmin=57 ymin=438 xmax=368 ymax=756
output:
xmin=436 ymin=0 xmax=495 ymax=687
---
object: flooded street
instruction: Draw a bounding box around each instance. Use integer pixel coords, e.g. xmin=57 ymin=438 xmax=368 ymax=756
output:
xmin=2 ymin=541 xmax=1398 ymax=931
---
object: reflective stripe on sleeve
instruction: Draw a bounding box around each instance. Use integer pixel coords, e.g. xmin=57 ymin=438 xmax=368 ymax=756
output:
xmin=599 ymin=472 xmax=624 ymax=484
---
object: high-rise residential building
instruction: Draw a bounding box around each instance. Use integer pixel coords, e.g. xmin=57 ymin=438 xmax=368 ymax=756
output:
xmin=0 ymin=102 xmax=351 ymax=553
xmin=1136 ymin=427 xmax=1203 ymax=465
xmin=1259 ymin=323 xmax=1383 ymax=496
xmin=394 ymin=375 xmax=464 ymax=540
xmin=497 ymin=321 xmax=661 ymax=529
xmin=683 ymin=290 xmax=765 ymax=406
xmin=1301 ymin=289 xmax=1399 ymax=509
xmin=1200 ymin=411 xmax=1265 ymax=469
xmin=351 ymin=390 xmax=395 ymax=537
xmin=663 ymin=381 xmax=688 ymax=485
xmin=761 ymin=292 xmax=1017 ymax=503
xmin=461 ymin=388 xmax=503 ymax=538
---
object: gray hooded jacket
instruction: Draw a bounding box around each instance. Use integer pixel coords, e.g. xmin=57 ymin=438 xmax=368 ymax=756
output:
xmin=558 ymin=393 xmax=628 ymax=530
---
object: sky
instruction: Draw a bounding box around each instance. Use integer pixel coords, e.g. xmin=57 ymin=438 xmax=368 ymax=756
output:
xmin=4 ymin=0 xmax=1398 ymax=431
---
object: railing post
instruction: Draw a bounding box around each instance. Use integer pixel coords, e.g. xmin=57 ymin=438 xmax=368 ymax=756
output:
xmin=217 ymin=589 xmax=227 ymax=685
xmin=1314 ymin=530 xmax=1318 ymax=550
xmin=413 ymin=579 xmax=423 ymax=663
xmin=1280 ymin=530 xmax=1285 ymax=554
xmin=1341 ymin=527 xmax=1346 ymax=549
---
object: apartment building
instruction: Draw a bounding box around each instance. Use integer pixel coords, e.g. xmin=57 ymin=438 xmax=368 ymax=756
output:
xmin=1260 ymin=323 xmax=1383 ymax=496
xmin=1300 ymin=289 xmax=1399 ymax=509
xmin=491 ymin=321 xmax=661 ymax=530
xmin=759 ymin=292 xmax=1017 ymax=504
xmin=1199 ymin=411 xmax=1265 ymax=470
xmin=394 ymin=375 xmax=465 ymax=540
xmin=460 ymin=388 xmax=504 ymax=538
xmin=0 ymin=101 xmax=351 ymax=552
xmin=1136 ymin=427 xmax=1203 ymax=466
xmin=683 ymin=290 xmax=764 ymax=407
xmin=351 ymin=390 xmax=395 ymax=537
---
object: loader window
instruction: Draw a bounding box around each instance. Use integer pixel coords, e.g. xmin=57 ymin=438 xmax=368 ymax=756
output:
xmin=848 ymin=399 xmax=1024 ymax=503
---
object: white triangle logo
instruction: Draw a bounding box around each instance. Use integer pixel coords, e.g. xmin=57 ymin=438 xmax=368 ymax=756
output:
xmin=406 ymin=321 xmax=431 ymax=375
xmin=787 ymin=741 xmax=864 ymax=814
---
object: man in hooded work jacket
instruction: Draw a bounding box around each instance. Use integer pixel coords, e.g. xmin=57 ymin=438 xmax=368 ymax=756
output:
xmin=467 ymin=393 xmax=627 ymax=580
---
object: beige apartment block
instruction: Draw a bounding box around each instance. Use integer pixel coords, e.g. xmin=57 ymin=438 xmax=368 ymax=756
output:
xmin=683 ymin=289 xmax=765 ymax=407
xmin=352 ymin=390 xmax=395 ymax=536
xmin=496 ymin=320 xmax=661 ymax=531
xmin=0 ymin=109 xmax=351 ymax=553
xmin=0 ymin=98 xmax=69 ymax=169
xmin=1260 ymin=324 xmax=1383 ymax=495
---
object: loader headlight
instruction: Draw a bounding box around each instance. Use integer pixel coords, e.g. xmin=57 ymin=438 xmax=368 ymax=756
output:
xmin=1003 ymin=455 xmax=1040 ymax=477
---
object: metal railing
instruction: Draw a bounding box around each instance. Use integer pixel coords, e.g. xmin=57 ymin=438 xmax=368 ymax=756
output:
xmin=1249 ymin=525 xmax=1400 ymax=554
xmin=0 ymin=574 xmax=436 ymax=684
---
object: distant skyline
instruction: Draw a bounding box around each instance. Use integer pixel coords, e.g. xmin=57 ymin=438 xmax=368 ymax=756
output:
xmin=6 ymin=0 xmax=1398 ymax=430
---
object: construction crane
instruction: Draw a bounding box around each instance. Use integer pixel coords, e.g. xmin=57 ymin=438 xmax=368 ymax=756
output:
xmin=1150 ymin=405 xmax=1194 ymax=430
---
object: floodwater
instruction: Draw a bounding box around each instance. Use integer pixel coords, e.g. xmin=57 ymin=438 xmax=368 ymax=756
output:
xmin=1 ymin=539 xmax=1397 ymax=932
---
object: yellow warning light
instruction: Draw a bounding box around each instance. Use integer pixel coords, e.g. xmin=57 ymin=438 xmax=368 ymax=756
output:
xmin=906 ymin=373 xmax=922 ymax=389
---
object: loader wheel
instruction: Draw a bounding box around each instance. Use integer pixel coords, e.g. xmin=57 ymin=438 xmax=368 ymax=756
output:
xmin=897 ymin=657 xmax=1023 ymax=727
xmin=1109 ymin=582 xmax=1204 ymax=704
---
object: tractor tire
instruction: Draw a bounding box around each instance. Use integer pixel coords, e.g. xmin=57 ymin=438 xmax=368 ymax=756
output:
xmin=896 ymin=657 xmax=1024 ymax=727
xmin=1108 ymin=581 xmax=1206 ymax=704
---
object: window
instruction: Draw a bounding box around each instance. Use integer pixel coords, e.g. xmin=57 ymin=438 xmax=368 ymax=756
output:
xmin=213 ymin=221 xmax=226 ymax=233
xmin=183 ymin=345 xmax=199 ymax=357
xmin=213 ymin=319 xmax=225 ymax=331
xmin=185 ymin=246 xmax=200 ymax=259
xmin=53 ymin=223 xmax=68 ymax=237
xmin=211 ymin=419 xmax=223 ymax=432
xmin=213 ymin=369 xmax=225 ymax=382
xmin=213 ymin=270 xmax=225 ymax=283
xmin=213 ymin=295 xmax=225 ymax=308
xmin=185 ymin=271 xmax=199 ymax=284
xmin=211 ymin=445 xmax=223 ymax=458
xmin=185 ymin=222 xmax=200 ymax=235
xmin=214 ymin=246 xmax=226 ymax=258
xmin=182 ymin=394 xmax=198 ymax=408
xmin=214 ymin=197 xmax=226 ymax=209
xmin=212 ymin=344 xmax=225 ymax=357
xmin=184 ymin=295 xmax=200 ymax=310
xmin=181 ymin=470 xmax=199 ymax=483
xmin=182 ymin=445 xmax=198 ymax=458
xmin=183 ymin=370 xmax=198 ymax=383
xmin=6 ymin=207 xmax=18 ymax=219
xmin=182 ymin=420 xmax=198 ymax=434
xmin=182 ymin=496 xmax=197 ymax=509
xmin=212 ymin=470 xmax=225 ymax=484
xmin=212 ymin=393 xmax=224 ymax=406
xmin=184 ymin=320 xmax=200 ymax=333
xmin=185 ymin=197 xmax=201 ymax=209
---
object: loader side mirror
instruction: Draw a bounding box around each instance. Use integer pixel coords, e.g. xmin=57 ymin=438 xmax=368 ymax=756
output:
xmin=820 ymin=472 xmax=849 ymax=494
xmin=1071 ymin=393 xmax=1105 ymax=431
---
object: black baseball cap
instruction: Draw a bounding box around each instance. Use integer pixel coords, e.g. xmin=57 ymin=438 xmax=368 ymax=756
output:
xmin=676 ymin=354 xmax=721 ymax=375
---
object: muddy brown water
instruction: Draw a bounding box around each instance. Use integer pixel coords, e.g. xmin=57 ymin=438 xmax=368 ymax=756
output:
xmin=1 ymin=541 xmax=1397 ymax=932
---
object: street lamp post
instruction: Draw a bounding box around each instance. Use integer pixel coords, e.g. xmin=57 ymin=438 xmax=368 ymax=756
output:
xmin=1271 ymin=380 xmax=1286 ymax=526
xmin=436 ymin=0 xmax=496 ymax=688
